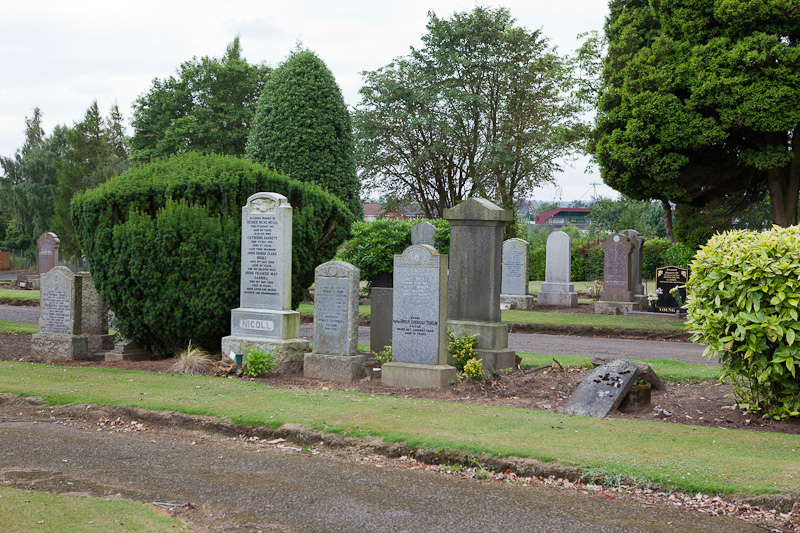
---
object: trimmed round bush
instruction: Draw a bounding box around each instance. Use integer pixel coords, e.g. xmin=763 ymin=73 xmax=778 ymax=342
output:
xmin=687 ymin=226 xmax=800 ymax=419
xmin=71 ymin=152 xmax=354 ymax=355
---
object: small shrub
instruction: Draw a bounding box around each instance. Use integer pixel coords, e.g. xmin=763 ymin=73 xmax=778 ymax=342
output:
xmin=336 ymin=219 xmax=414 ymax=283
xmin=528 ymin=245 xmax=546 ymax=281
xmin=448 ymin=331 xmax=479 ymax=372
xmin=576 ymin=240 xmax=604 ymax=282
xmin=687 ymin=226 xmax=800 ymax=419
xmin=171 ymin=341 xmax=216 ymax=375
xmin=243 ymin=349 xmax=275 ymax=377
xmin=463 ymin=357 xmax=485 ymax=382
xmin=374 ymin=344 xmax=392 ymax=366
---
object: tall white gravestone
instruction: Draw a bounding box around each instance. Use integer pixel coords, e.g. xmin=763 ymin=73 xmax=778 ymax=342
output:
xmin=221 ymin=192 xmax=308 ymax=373
xmin=537 ymin=231 xmax=578 ymax=307
xmin=500 ymin=238 xmax=534 ymax=310
xmin=304 ymin=260 xmax=365 ymax=382
xmin=30 ymin=266 xmax=88 ymax=362
xmin=382 ymin=245 xmax=456 ymax=388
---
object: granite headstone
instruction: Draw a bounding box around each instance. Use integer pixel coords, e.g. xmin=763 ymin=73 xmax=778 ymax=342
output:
xmin=37 ymin=232 xmax=60 ymax=275
xmin=655 ymin=266 xmax=689 ymax=313
xmin=30 ymin=266 xmax=88 ymax=362
xmin=536 ymin=231 xmax=578 ymax=307
xmin=76 ymin=272 xmax=115 ymax=354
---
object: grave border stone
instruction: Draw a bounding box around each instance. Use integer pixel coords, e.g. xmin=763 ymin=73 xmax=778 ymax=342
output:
xmin=382 ymin=244 xmax=455 ymax=388
xmin=304 ymin=260 xmax=366 ymax=382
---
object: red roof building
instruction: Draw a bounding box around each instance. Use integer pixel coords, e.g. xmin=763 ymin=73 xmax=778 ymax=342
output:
xmin=534 ymin=207 xmax=590 ymax=230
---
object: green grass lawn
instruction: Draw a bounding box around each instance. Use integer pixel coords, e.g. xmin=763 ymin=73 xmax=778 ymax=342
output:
xmin=0 ymin=320 xmax=37 ymax=334
xmin=0 ymin=486 xmax=185 ymax=532
xmin=501 ymin=309 xmax=686 ymax=332
xmin=1 ymin=361 xmax=796 ymax=496
xmin=0 ymin=288 xmax=39 ymax=301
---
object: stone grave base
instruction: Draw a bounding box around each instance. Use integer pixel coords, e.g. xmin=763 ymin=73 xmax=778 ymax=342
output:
xmin=447 ymin=320 xmax=516 ymax=371
xmin=594 ymin=300 xmax=646 ymax=315
xmin=381 ymin=362 xmax=456 ymax=389
xmin=303 ymin=353 xmax=366 ymax=382
xmin=31 ymin=333 xmax=88 ymax=363
xmin=474 ymin=348 xmax=517 ymax=372
xmin=222 ymin=336 xmax=308 ymax=374
xmin=87 ymin=334 xmax=115 ymax=355
xmin=536 ymin=290 xmax=578 ymax=307
xmin=500 ymin=294 xmax=534 ymax=310
xmin=105 ymin=339 xmax=152 ymax=362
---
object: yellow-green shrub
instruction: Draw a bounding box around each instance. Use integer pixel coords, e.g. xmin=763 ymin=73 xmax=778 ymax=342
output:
xmin=686 ymin=226 xmax=800 ymax=419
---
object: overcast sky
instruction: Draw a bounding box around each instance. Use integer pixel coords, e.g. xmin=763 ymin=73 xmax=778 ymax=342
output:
xmin=2 ymin=0 xmax=617 ymax=202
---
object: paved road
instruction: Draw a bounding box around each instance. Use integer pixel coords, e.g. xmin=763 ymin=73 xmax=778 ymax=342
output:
xmin=0 ymin=404 xmax=758 ymax=532
xmin=1 ymin=305 xmax=712 ymax=366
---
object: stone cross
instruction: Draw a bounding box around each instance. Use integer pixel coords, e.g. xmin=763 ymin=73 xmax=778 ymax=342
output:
xmin=537 ymin=231 xmax=578 ymax=307
xmin=382 ymin=245 xmax=455 ymax=388
xmin=37 ymin=232 xmax=60 ymax=276
xmin=410 ymin=220 xmax=436 ymax=247
xmin=222 ymin=192 xmax=308 ymax=374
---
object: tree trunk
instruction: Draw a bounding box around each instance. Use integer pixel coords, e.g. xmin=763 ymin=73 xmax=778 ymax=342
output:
xmin=661 ymin=199 xmax=675 ymax=243
xmin=767 ymin=128 xmax=800 ymax=227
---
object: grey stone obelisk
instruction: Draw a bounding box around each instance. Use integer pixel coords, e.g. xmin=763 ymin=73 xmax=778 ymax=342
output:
xmin=304 ymin=260 xmax=366 ymax=382
xmin=444 ymin=198 xmax=516 ymax=372
xmin=382 ymin=245 xmax=455 ymax=388
xmin=221 ymin=192 xmax=308 ymax=373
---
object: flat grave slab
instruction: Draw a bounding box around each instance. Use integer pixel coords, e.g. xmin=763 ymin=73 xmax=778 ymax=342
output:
xmin=561 ymin=359 xmax=640 ymax=418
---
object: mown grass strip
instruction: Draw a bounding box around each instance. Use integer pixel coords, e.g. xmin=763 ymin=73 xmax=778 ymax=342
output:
xmin=0 ymin=288 xmax=39 ymax=301
xmin=0 ymin=486 xmax=185 ymax=532
xmin=0 ymin=362 xmax=797 ymax=496
xmin=518 ymin=354 xmax=723 ymax=382
xmin=502 ymin=309 xmax=686 ymax=331
xmin=0 ymin=321 xmax=37 ymax=334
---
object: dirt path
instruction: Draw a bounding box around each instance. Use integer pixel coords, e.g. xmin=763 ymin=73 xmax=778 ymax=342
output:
xmin=0 ymin=396 xmax=767 ymax=532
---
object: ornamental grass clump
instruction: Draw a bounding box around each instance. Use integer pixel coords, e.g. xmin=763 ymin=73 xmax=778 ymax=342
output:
xmin=686 ymin=226 xmax=800 ymax=419
xmin=171 ymin=341 xmax=216 ymax=375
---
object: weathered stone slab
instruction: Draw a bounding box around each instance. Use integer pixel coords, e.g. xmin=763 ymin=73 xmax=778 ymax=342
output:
xmin=411 ymin=221 xmax=436 ymax=246
xmin=561 ymin=359 xmax=640 ymax=417
xmin=600 ymin=233 xmax=633 ymax=302
xmin=104 ymin=339 xmax=153 ymax=362
xmin=537 ymin=231 xmax=577 ymax=307
xmin=370 ymin=287 xmax=393 ymax=356
xmin=37 ymin=232 xmax=60 ymax=276
xmin=312 ymin=261 xmax=359 ymax=356
xmin=38 ymin=267 xmax=80 ymax=335
xmin=501 ymin=238 xmax=529 ymax=296
xmin=77 ymin=272 xmax=114 ymax=354
xmin=303 ymin=353 xmax=366 ymax=382
xmin=591 ymin=355 xmax=665 ymax=391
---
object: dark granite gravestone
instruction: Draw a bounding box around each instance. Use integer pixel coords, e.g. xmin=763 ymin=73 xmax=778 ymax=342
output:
xmin=382 ymin=245 xmax=455 ymax=388
xmin=655 ymin=266 xmax=689 ymax=313
xmin=444 ymin=198 xmax=516 ymax=372
xmin=37 ymin=232 xmax=60 ymax=275
xmin=561 ymin=359 xmax=640 ymax=417
xmin=600 ymin=233 xmax=633 ymax=302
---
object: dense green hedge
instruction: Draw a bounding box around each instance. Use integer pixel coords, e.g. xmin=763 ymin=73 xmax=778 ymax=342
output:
xmin=336 ymin=219 xmax=450 ymax=284
xmin=687 ymin=227 xmax=800 ymax=419
xmin=71 ymin=153 xmax=354 ymax=355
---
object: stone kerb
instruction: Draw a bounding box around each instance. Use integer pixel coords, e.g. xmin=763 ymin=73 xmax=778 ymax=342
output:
xmin=382 ymin=245 xmax=455 ymax=388
xmin=500 ymin=238 xmax=534 ymax=310
xmin=444 ymin=198 xmax=516 ymax=372
xmin=37 ymin=232 xmax=60 ymax=276
xmin=222 ymin=192 xmax=308 ymax=374
xmin=31 ymin=266 xmax=88 ymax=362
xmin=537 ymin=231 xmax=578 ymax=307
xmin=411 ymin=220 xmax=436 ymax=246
xmin=304 ymin=260 xmax=365 ymax=382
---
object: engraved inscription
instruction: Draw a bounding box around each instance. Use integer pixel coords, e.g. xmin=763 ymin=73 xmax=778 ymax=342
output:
xmin=239 ymin=318 xmax=274 ymax=332
xmin=315 ymin=278 xmax=348 ymax=335
xmin=242 ymin=215 xmax=281 ymax=302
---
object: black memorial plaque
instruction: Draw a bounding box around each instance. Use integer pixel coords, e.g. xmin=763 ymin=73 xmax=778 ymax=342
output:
xmin=655 ymin=266 xmax=689 ymax=313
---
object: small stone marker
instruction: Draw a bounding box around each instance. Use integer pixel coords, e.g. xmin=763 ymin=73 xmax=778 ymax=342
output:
xmin=655 ymin=266 xmax=689 ymax=313
xmin=411 ymin=220 xmax=436 ymax=247
xmin=500 ymin=238 xmax=534 ymax=310
xmin=304 ymin=260 xmax=365 ymax=382
xmin=382 ymin=245 xmax=455 ymax=388
xmin=221 ymin=192 xmax=308 ymax=373
xmin=105 ymin=339 xmax=152 ymax=362
xmin=37 ymin=232 xmax=60 ymax=275
xmin=31 ymin=266 xmax=88 ymax=362
xmin=536 ymin=231 xmax=578 ymax=307
xmin=444 ymin=198 xmax=516 ymax=372
xmin=561 ymin=359 xmax=640 ymax=417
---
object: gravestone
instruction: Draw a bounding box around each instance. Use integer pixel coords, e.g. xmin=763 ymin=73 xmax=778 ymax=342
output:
xmin=30 ymin=266 xmax=88 ymax=362
xmin=221 ymin=192 xmax=308 ymax=373
xmin=444 ymin=198 xmax=516 ymax=372
xmin=500 ymin=238 xmax=534 ymax=310
xmin=37 ymin=232 xmax=60 ymax=275
xmin=561 ymin=359 xmax=640 ymax=417
xmin=370 ymin=271 xmax=393 ymax=357
xmin=655 ymin=266 xmax=689 ymax=313
xmin=76 ymin=272 xmax=115 ymax=354
xmin=595 ymin=231 xmax=646 ymax=314
xmin=621 ymin=229 xmax=646 ymax=305
xmin=536 ymin=231 xmax=578 ymax=307
xmin=304 ymin=260 xmax=365 ymax=382
xmin=411 ymin=220 xmax=436 ymax=247
xmin=382 ymin=245 xmax=455 ymax=388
